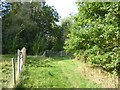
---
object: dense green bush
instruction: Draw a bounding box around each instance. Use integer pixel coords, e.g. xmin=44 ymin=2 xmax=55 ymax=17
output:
xmin=87 ymin=51 xmax=119 ymax=74
xmin=64 ymin=2 xmax=120 ymax=75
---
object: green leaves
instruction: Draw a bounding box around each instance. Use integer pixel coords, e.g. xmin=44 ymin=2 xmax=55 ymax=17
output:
xmin=2 ymin=2 xmax=63 ymax=55
xmin=64 ymin=2 xmax=119 ymax=74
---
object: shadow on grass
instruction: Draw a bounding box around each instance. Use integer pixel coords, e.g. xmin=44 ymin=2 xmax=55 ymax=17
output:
xmin=15 ymin=55 xmax=73 ymax=88
xmin=51 ymin=55 xmax=73 ymax=61
xmin=15 ymin=65 xmax=30 ymax=89
xmin=26 ymin=55 xmax=73 ymax=65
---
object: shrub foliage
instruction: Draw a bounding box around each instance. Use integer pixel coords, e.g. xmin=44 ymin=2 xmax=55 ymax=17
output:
xmin=64 ymin=2 xmax=120 ymax=75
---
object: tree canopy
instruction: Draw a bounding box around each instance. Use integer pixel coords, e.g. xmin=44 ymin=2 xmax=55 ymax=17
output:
xmin=2 ymin=2 xmax=64 ymax=55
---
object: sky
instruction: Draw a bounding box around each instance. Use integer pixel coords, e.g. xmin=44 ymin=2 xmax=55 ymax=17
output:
xmin=0 ymin=0 xmax=79 ymax=19
xmin=45 ymin=0 xmax=78 ymax=19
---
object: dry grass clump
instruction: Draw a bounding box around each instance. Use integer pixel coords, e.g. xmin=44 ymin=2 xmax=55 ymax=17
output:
xmin=76 ymin=63 xmax=118 ymax=88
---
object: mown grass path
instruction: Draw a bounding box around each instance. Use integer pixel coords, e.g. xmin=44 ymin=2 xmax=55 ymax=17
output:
xmin=16 ymin=56 xmax=101 ymax=88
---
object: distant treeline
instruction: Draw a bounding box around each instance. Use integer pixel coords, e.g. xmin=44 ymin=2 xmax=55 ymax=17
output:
xmin=2 ymin=2 xmax=64 ymax=55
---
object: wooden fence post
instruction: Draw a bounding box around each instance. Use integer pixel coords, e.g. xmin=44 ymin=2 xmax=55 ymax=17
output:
xmin=20 ymin=51 xmax=23 ymax=72
xmin=22 ymin=47 xmax=26 ymax=64
xmin=17 ymin=49 xmax=20 ymax=76
xmin=16 ymin=47 xmax=26 ymax=85
xmin=12 ymin=58 xmax=16 ymax=86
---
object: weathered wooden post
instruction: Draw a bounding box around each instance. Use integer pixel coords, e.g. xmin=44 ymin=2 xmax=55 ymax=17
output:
xmin=20 ymin=51 xmax=23 ymax=72
xmin=12 ymin=58 xmax=16 ymax=86
xmin=22 ymin=47 xmax=26 ymax=64
xmin=17 ymin=49 xmax=20 ymax=76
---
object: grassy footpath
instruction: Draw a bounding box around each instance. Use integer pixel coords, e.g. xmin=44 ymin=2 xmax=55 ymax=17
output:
xmin=16 ymin=56 xmax=101 ymax=88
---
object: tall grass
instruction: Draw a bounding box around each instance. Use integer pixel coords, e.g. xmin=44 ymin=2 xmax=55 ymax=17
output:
xmin=2 ymin=55 xmax=17 ymax=88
